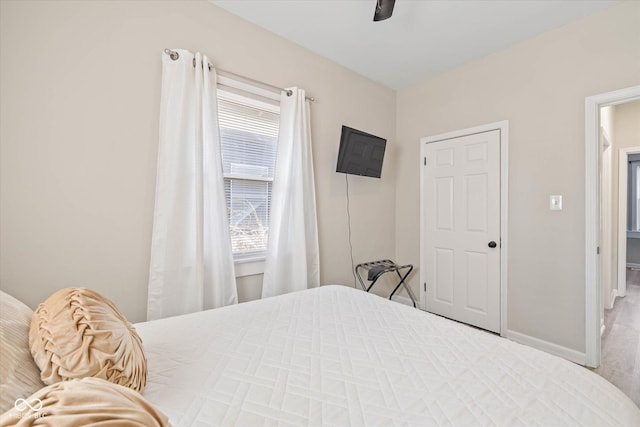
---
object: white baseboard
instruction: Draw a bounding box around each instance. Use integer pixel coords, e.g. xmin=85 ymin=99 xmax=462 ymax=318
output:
xmin=626 ymin=262 xmax=640 ymax=269
xmin=391 ymin=295 xmax=414 ymax=307
xmin=504 ymin=329 xmax=586 ymax=365
xmin=607 ymin=289 xmax=619 ymax=310
xmin=601 ymin=317 xmax=606 ymax=337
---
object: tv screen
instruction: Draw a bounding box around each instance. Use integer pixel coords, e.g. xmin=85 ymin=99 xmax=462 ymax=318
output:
xmin=336 ymin=126 xmax=386 ymax=178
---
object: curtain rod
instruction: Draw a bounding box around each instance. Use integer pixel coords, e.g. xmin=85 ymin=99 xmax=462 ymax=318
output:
xmin=164 ymin=49 xmax=316 ymax=102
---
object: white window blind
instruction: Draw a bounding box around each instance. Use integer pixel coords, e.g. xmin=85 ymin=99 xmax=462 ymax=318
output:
xmin=218 ymin=90 xmax=279 ymax=261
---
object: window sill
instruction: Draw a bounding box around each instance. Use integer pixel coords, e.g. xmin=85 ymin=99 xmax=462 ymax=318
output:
xmin=234 ymin=258 xmax=265 ymax=277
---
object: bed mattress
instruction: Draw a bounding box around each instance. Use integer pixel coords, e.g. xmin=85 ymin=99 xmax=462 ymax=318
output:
xmin=136 ymin=285 xmax=640 ymax=426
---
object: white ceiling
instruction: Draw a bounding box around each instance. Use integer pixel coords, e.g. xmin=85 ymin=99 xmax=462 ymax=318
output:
xmin=211 ymin=0 xmax=621 ymax=90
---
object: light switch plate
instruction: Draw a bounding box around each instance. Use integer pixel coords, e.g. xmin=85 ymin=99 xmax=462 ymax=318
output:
xmin=550 ymin=195 xmax=562 ymax=211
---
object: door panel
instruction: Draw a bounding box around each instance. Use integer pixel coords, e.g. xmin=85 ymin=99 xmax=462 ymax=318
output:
xmin=466 ymin=173 xmax=487 ymax=232
xmin=465 ymin=250 xmax=487 ymax=312
xmin=435 ymin=248 xmax=454 ymax=304
xmin=435 ymin=177 xmax=454 ymax=230
xmin=422 ymin=130 xmax=501 ymax=333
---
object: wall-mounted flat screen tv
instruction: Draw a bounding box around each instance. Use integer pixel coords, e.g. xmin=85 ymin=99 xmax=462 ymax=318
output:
xmin=336 ymin=126 xmax=386 ymax=178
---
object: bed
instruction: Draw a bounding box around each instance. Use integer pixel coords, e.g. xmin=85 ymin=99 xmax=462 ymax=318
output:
xmin=135 ymin=285 xmax=640 ymax=426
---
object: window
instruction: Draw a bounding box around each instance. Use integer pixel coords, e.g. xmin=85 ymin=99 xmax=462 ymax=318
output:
xmin=217 ymin=89 xmax=279 ymax=261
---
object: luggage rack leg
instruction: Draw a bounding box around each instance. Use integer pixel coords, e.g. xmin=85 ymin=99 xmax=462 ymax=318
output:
xmin=355 ymin=260 xmax=417 ymax=308
xmin=388 ymin=266 xmax=416 ymax=307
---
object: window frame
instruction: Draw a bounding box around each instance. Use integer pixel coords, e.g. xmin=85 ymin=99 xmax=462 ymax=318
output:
xmin=216 ymin=83 xmax=280 ymax=271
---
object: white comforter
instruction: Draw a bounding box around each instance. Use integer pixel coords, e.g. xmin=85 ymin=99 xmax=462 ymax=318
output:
xmin=136 ymin=285 xmax=640 ymax=426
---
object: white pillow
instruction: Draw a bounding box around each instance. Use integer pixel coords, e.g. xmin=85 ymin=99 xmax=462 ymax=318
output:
xmin=0 ymin=291 xmax=45 ymax=413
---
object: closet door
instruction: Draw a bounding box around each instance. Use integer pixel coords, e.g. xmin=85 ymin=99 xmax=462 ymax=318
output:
xmin=421 ymin=130 xmax=501 ymax=333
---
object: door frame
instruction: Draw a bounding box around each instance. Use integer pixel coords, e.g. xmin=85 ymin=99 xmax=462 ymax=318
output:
xmin=420 ymin=120 xmax=509 ymax=335
xmin=599 ymin=127 xmax=612 ymax=315
xmin=585 ymin=85 xmax=640 ymax=368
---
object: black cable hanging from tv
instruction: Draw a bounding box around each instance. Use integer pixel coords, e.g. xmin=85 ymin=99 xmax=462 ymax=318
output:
xmin=373 ymin=0 xmax=395 ymax=22
xmin=344 ymin=175 xmax=357 ymax=289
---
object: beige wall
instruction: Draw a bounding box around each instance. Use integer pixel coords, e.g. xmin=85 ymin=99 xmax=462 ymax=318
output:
xmin=0 ymin=0 xmax=396 ymax=322
xmin=615 ymin=101 xmax=640 ymax=148
xmin=396 ymin=1 xmax=640 ymax=352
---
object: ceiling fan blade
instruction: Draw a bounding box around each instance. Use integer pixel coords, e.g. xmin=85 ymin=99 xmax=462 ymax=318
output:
xmin=373 ymin=0 xmax=395 ymax=22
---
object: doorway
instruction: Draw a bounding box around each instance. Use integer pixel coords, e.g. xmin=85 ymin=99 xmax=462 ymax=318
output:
xmin=616 ymin=145 xmax=640 ymax=302
xmin=420 ymin=121 xmax=508 ymax=335
xmin=594 ymin=100 xmax=640 ymax=406
xmin=585 ymin=85 xmax=640 ymax=368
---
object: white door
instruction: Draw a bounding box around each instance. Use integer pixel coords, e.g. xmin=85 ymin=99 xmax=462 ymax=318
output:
xmin=422 ymin=130 xmax=501 ymax=333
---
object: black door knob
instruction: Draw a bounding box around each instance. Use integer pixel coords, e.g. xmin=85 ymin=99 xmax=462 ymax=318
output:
xmin=488 ymin=241 xmax=497 ymax=248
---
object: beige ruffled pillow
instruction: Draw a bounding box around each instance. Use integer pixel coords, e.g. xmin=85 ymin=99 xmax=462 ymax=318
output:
xmin=29 ymin=288 xmax=146 ymax=391
xmin=0 ymin=292 xmax=46 ymax=413
xmin=0 ymin=377 xmax=168 ymax=426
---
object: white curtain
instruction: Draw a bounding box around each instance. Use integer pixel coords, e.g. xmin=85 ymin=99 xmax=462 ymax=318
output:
xmin=147 ymin=49 xmax=237 ymax=320
xmin=262 ymin=88 xmax=320 ymax=298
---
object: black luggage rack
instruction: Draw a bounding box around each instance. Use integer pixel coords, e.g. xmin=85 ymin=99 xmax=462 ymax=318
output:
xmin=355 ymin=259 xmax=417 ymax=307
